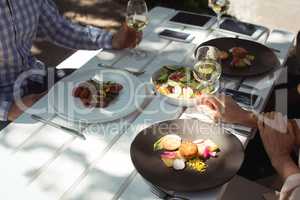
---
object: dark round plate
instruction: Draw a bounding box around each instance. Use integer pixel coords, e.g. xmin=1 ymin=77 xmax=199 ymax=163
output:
xmin=195 ymin=38 xmax=280 ymax=77
xmin=130 ymin=119 xmax=244 ymax=192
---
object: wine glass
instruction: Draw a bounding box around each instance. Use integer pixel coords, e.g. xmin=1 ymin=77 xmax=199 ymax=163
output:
xmin=126 ymin=0 xmax=149 ymax=59
xmin=208 ymin=0 xmax=230 ymax=27
xmin=194 ymin=46 xmax=222 ymax=86
xmin=193 ymin=45 xmax=222 ymax=126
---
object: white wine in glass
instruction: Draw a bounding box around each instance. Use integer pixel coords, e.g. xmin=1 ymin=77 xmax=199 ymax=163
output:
xmin=126 ymin=15 xmax=148 ymax=32
xmin=208 ymin=0 xmax=230 ymax=27
xmin=193 ymin=46 xmax=222 ymax=92
xmin=126 ymin=0 xmax=149 ymax=58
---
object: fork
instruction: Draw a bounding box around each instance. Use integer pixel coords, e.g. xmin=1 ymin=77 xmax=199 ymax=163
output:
xmin=97 ymin=64 xmax=145 ymax=76
xmin=150 ymin=185 xmax=189 ymax=200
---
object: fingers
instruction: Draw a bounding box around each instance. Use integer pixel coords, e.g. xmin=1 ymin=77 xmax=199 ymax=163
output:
xmin=122 ymin=23 xmax=128 ymax=31
xmin=290 ymin=119 xmax=299 ymax=132
xmin=287 ymin=121 xmax=295 ymax=137
xmin=197 ymin=94 xmax=210 ymax=104
xmin=262 ymin=112 xmax=274 ymax=129
xmin=290 ymin=119 xmax=300 ymax=140
xmin=205 ymin=102 xmax=215 ymax=110
xmin=211 ymin=110 xmax=221 ymax=122
xmin=123 ymin=23 xmax=141 ymax=48
xmin=136 ymin=31 xmax=143 ymax=45
xmin=198 ymin=95 xmax=223 ymax=111
xmin=257 ymin=115 xmax=265 ymax=132
xmin=262 ymin=112 xmax=288 ymax=134
xmin=113 ymin=23 xmax=137 ymax=49
xmin=130 ymin=30 xmax=142 ymax=48
xmin=114 ymin=22 xmax=143 ymax=49
xmin=125 ymin=28 xmax=137 ymax=48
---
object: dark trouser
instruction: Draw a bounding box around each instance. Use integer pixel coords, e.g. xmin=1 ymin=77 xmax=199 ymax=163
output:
xmin=0 ymin=68 xmax=76 ymax=131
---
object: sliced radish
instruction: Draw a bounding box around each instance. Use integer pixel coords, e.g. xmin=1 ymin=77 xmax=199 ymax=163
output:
xmin=209 ymin=151 xmax=217 ymax=157
xmin=161 ymin=151 xmax=177 ymax=159
xmin=203 ymin=147 xmax=211 ymax=159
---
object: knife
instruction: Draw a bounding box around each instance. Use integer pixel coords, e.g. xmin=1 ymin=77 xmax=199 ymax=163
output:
xmin=97 ymin=64 xmax=145 ymax=76
xmin=31 ymin=114 xmax=86 ymax=140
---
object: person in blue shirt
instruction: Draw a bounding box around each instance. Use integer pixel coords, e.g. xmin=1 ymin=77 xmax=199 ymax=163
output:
xmin=0 ymin=0 xmax=141 ymax=123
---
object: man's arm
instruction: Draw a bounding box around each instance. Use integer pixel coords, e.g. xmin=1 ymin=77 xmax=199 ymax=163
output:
xmin=0 ymin=100 xmax=12 ymax=121
xmin=37 ymin=0 xmax=113 ymax=50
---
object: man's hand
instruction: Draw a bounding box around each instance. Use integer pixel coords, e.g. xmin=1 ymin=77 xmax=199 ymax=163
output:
xmin=290 ymin=119 xmax=300 ymax=146
xmin=258 ymin=112 xmax=300 ymax=180
xmin=197 ymin=94 xmax=256 ymax=127
xmin=8 ymin=93 xmax=45 ymax=121
xmin=112 ymin=23 xmax=142 ymax=49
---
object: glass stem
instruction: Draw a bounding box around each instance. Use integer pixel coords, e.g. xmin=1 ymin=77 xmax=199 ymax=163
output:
xmin=130 ymin=31 xmax=147 ymax=59
xmin=217 ymin=13 xmax=222 ymax=28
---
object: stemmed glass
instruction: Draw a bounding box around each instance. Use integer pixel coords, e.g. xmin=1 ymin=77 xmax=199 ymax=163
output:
xmin=208 ymin=0 xmax=230 ymax=27
xmin=126 ymin=0 xmax=149 ymax=59
xmin=193 ymin=46 xmax=222 ymax=92
xmin=193 ymin=46 xmax=222 ymax=126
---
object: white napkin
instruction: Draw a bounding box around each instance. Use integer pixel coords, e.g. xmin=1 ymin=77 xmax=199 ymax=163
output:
xmin=181 ymin=106 xmax=253 ymax=133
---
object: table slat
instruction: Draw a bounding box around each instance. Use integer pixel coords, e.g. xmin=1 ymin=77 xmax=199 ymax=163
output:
xmin=61 ymin=98 xmax=183 ymax=200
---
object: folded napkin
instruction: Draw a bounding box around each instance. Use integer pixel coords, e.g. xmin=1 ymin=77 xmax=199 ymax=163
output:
xmin=181 ymin=106 xmax=253 ymax=134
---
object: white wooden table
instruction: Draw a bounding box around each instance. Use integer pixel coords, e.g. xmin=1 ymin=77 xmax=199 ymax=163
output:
xmin=0 ymin=7 xmax=295 ymax=200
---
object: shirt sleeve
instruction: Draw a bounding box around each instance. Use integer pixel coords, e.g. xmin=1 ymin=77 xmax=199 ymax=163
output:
xmin=36 ymin=0 xmax=113 ymax=50
xmin=0 ymin=99 xmax=12 ymax=121
xmin=280 ymin=173 xmax=300 ymax=200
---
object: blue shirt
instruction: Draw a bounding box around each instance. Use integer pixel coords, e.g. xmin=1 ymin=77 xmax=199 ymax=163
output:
xmin=0 ymin=0 xmax=113 ymax=121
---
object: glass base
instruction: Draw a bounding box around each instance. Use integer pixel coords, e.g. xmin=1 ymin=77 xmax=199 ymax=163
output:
xmin=128 ymin=49 xmax=148 ymax=60
xmin=216 ymin=14 xmax=222 ymax=28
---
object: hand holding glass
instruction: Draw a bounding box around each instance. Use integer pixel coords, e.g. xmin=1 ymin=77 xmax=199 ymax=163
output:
xmin=126 ymin=0 xmax=149 ymax=58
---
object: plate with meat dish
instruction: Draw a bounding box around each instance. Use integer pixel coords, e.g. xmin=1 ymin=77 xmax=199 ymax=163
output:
xmin=49 ymin=68 xmax=147 ymax=123
xmin=130 ymin=119 xmax=244 ymax=192
xmin=195 ymin=37 xmax=280 ymax=77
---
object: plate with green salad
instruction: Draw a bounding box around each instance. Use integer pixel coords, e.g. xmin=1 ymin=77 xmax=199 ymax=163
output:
xmin=151 ymin=65 xmax=219 ymax=107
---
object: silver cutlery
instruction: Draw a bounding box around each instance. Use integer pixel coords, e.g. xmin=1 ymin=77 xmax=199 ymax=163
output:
xmin=270 ymin=47 xmax=281 ymax=53
xmin=238 ymin=83 xmax=258 ymax=90
xmin=97 ymin=64 xmax=145 ymax=76
xmin=183 ymin=116 xmax=252 ymax=138
xmin=223 ymin=126 xmax=253 ymax=138
xmin=150 ymin=185 xmax=189 ymax=200
xmin=31 ymin=114 xmax=86 ymax=140
xmin=235 ymin=77 xmax=245 ymax=90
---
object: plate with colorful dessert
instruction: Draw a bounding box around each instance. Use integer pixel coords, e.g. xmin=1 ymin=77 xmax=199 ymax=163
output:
xmin=49 ymin=68 xmax=147 ymax=123
xmin=130 ymin=119 xmax=244 ymax=192
xmin=195 ymin=38 xmax=280 ymax=77
xmin=151 ymin=65 xmax=219 ymax=107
